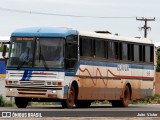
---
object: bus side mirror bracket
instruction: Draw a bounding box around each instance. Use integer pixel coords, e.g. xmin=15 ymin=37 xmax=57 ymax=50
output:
xmin=2 ymin=45 xmax=7 ymax=58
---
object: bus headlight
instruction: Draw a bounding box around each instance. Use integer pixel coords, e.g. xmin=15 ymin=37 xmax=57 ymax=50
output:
xmin=52 ymin=90 xmax=56 ymax=94
xmin=52 ymin=82 xmax=57 ymax=85
xmin=46 ymin=82 xmax=52 ymax=85
xmin=8 ymin=80 xmax=19 ymax=85
xmin=9 ymin=88 xmax=13 ymax=92
xmin=13 ymin=81 xmax=18 ymax=84
xmin=8 ymin=81 xmax=12 ymax=84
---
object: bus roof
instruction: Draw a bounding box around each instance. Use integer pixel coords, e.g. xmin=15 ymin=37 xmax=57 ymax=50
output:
xmin=11 ymin=27 xmax=154 ymax=45
xmin=79 ymin=31 xmax=154 ymax=44
xmin=11 ymin=27 xmax=78 ymax=38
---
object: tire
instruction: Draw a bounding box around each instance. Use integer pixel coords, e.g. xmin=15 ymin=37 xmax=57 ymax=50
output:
xmin=120 ymin=85 xmax=130 ymax=107
xmin=61 ymin=85 xmax=75 ymax=108
xmin=75 ymin=100 xmax=92 ymax=108
xmin=111 ymin=86 xmax=130 ymax=107
xmin=15 ymin=97 xmax=28 ymax=108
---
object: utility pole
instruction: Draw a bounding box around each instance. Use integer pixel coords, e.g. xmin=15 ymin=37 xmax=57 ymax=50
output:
xmin=136 ymin=17 xmax=155 ymax=38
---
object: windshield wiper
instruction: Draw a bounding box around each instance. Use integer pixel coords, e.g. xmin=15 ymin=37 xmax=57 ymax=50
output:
xmin=17 ymin=56 xmax=31 ymax=69
xmin=17 ymin=48 xmax=32 ymax=69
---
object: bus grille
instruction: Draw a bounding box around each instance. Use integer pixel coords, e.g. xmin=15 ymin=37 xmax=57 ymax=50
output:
xmin=17 ymin=88 xmax=47 ymax=97
xmin=19 ymin=81 xmax=45 ymax=87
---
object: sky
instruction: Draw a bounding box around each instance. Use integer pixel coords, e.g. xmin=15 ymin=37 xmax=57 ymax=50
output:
xmin=0 ymin=0 xmax=160 ymax=42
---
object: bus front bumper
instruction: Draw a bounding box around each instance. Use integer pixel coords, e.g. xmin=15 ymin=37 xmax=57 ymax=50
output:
xmin=5 ymin=86 xmax=64 ymax=99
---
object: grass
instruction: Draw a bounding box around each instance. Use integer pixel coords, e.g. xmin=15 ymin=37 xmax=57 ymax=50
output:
xmin=130 ymin=94 xmax=160 ymax=104
xmin=93 ymin=94 xmax=160 ymax=105
xmin=0 ymin=95 xmax=14 ymax=107
xmin=28 ymin=102 xmax=61 ymax=106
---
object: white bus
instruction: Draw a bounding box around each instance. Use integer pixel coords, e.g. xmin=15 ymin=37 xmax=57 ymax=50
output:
xmin=5 ymin=27 xmax=155 ymax=108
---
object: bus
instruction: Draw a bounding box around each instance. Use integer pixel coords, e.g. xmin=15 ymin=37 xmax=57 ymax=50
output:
xmin=5 ymin=27 xmax=155 ymax=108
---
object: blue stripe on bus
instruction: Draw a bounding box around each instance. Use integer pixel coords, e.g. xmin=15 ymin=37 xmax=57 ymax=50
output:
xmin=80 ymin=60 xmax=154 ymax=70
xmin=21 ymin=70 xmax=32 ymax=81
xmin=65 ymin=60 xmax=154 ymax=76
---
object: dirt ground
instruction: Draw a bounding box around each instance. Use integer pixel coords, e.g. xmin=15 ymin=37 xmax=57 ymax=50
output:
xmin=155 ymin=72 xmax=160 ymax=93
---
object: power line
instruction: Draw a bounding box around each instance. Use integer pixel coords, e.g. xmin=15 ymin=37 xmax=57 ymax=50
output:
xmin=0 ymin=7 xmax=137 ymax=19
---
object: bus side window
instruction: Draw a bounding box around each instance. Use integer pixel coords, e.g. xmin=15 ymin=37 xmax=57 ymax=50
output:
xmin=65 ymin=36 xmax=78 ymax=71
xmin=108 ymin=41 xmax=114 ymax=59
xmin=119 ymin=42 xmax=122 ymax=60
xmin=134 ymin=44 xmax=139 ymax=62
xmin=80 ymin=38 xmax=92 ymax=57
xmin=95 ymin=39 xmax=105 ymax=58
xmin=150 ymin=46 xmax=154 ymax=63
xmin=114 ymin=42 xmax=118 ymax=60
xmin=131 ymin=44 xmax=134 ymax=61
xmin=122 ymin=43 xmax=128 ymax=61
xmin=145 ymin=45 xmax=152 ymax=63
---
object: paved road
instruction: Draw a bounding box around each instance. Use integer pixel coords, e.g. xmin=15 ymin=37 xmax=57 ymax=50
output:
xmin=0 ymin=104 xmax=160 ymax=119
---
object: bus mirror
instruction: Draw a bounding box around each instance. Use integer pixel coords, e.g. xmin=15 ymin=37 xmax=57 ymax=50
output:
xmin=2 ymin=45 xmax=7 ymax=58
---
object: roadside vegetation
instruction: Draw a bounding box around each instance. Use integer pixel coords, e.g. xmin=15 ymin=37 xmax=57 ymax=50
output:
xmin=0 ymin=95 xmax=14 ymax=107
xmin=156 ymin=50 xmax=160 ymax=72
xmin=0 ymin=45 xmax=9 ymax=52
xmin=130 ymin=94 xmax=160 ymax=104
xmin=93 ymin=94 xmax=160 ymax=105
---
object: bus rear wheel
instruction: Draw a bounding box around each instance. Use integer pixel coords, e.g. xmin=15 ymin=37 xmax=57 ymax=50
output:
xmin=120 ymin=85 xmax=130 ymax=107
xmin=111 ymin=85 xmax=130 ymax=107
xmin=15 ymin=97 xmax=28 ymax=108
xmin=61 ymin=85 xmax=75 ymax=108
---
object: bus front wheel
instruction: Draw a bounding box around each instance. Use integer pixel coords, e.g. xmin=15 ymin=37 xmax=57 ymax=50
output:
xmin=61 ymin=85 xmax=75 ymax=108
xmin=15 ymin=97 xmax=28 ymax=108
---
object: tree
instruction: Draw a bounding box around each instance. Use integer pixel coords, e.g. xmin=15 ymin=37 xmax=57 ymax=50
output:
xmin=0 ymin=45 xmax=9 ymax=52
xmin=0 ymin=46 xmax=2 ymax=52
xmin=156 ymin=51 xmax=160 ymax=72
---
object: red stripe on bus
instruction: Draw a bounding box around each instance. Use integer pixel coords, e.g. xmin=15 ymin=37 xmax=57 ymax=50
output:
xmin=79 ymin=67 xmax=154 ymax=86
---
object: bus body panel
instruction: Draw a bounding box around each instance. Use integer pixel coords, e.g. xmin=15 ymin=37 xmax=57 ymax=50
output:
xmin=74 ymin=60 xmax=154 ymax=100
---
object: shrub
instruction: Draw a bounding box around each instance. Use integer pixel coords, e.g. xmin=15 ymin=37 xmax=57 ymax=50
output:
xmin=0 ymin=95 xmax=5 ymax=106
xmin=0 ymin=95 xmax=14 ymax=107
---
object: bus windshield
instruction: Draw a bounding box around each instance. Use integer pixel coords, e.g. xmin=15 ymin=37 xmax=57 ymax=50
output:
xmin=7 ymin=37 xmax=64 ymax=69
